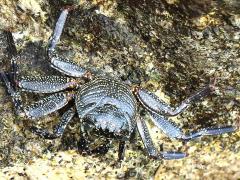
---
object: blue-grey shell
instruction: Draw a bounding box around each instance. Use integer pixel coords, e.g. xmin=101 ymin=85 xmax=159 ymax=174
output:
xmin=75 ymin=77 xmax=137 ymax=139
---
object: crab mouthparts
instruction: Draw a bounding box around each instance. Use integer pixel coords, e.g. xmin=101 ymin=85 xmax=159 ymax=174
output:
xmin=84 ymin=105 xmax=130 ymax=139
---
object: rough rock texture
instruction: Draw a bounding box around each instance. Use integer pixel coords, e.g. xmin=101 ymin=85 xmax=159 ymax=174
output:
xmin=0 ymin=0 xmax=239 ymax=179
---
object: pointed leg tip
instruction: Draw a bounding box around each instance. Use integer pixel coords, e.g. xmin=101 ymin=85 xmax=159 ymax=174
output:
xmin=215 ymin=126 xmax=237 ymax=134
xmin=160 ymin=152 xmax=187 ymax=160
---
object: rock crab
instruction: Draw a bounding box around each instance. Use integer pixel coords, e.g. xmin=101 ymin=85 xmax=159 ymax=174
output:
xmin=1 ymin=7 xmax=236 ymax=161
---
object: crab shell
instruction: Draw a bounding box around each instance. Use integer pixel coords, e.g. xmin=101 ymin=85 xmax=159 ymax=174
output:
xmin=75 ymin=77 xmax=137 ymax=140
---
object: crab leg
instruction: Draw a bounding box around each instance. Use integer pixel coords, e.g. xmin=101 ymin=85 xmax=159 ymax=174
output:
xmin=18 ymin=75 xmax=79 ymax=93
xmin=118 ymin=141 xmax=126 ymax=161
xmin=1 ymin=71 xmax=74 ymax=119
xmin=25 ymin=91 xmax=74 ymax=119
xmin=135 ymin=85 xmax=213 ymax=116
xmin=136 ymin=116 xmax=186 ymax=160
xmin=48 ymin=8 xmax=69 ymax=52
xmin=150 ymin=111 xmax=236 ymax=140
xmin=5 ymin=31 xmax=18 ymax=86
xmin=48 ymin=7 xmax=88 ymax=78
xmin=30 ymin=107 xmax=75 ymax=139
xmin=1 ymin=32 xmax=22 ymax=114
xmin=0 ymin=72 xmax=23 ymax=115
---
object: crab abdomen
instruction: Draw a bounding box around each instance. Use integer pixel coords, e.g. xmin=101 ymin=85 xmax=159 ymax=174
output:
xmin=75 ymin=77 xmax=137 ymax=139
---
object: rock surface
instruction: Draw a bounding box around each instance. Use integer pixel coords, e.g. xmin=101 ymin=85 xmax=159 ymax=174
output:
xmin=0 ymin=0 xmax=239 ymax=179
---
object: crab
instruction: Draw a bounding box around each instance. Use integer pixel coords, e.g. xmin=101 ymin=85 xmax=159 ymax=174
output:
xmin=1 ymin=7 xmax=236 ymax=161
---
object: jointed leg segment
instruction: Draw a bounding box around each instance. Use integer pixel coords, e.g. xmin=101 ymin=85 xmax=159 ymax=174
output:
xmin=136 ymin=116 xmax=186 ymax=160
xmin=5 ymin=30 xmax=19 ymax=87
xmin=1 ymin=8 xmax=87 ymax=119
xmin=1 ymin=74 xmax=75 ymax=119
xmin=48 ymin=7 xmax=89 ymax=78
xmin=18 ymin=75 xmax=79 ymax=93
xmin=135 ymin=85 xmax=214 ymax=116
xmin=150 ymin=111 xmax=236 ymax=141
xmin=1 ymin=72 xmax=75 ymax=119
xmin=0 ymin=72 xmax=23 ymax=115
xmin=135 ymin=85 xmax=236 ymax=141
xmin=25 ymin=91 xmax=75 ymax=119
xmin=30 ymin=107 xmax=76 ymax=139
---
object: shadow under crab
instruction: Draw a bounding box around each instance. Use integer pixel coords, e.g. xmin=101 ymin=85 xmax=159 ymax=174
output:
xmin=0 ymin=7 xmax=236 ymax=161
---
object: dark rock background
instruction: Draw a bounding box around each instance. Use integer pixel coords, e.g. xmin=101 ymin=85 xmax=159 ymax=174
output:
xmin=0 ymin=0 xmax=239 ymax=179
